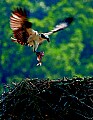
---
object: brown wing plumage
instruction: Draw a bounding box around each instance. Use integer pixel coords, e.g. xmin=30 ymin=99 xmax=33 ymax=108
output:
xmin=10 ymin=8 xmax=32 ymax=45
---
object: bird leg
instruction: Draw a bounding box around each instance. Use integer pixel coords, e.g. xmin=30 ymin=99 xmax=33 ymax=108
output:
xmin=33 ymin=40 xmax=39 ymax=52
xmin=32 ymin=41 xmax=44 ymax=66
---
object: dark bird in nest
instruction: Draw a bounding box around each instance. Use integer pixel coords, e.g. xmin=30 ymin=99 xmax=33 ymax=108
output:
xmin=10 ymin=8 xmax=74 ymax=66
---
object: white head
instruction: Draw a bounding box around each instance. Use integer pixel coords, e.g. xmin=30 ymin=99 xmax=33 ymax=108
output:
xmin=39 ymin=33 xmax=50 ymax=42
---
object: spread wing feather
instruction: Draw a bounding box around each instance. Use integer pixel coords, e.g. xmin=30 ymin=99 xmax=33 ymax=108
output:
xmin=10 ymin=8 xmax=32 ymax=45
xmin=44 ymin=17 xmax=73 ymax=36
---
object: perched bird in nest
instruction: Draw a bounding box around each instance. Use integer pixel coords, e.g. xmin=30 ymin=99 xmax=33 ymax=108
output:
xmin=10 ymin=8 xmax=73 ymax=66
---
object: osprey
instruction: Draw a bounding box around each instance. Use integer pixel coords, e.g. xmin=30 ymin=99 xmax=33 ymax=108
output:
xmin=10 ymin=8 xmax=73 ymax=66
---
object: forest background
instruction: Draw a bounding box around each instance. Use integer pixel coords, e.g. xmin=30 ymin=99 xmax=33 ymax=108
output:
xmin=0 ymin=0 xmax=93 ymax=94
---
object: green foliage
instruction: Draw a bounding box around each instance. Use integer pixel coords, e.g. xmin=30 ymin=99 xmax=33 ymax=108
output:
xmin=0 ymin=0 xmax=93 ymax=90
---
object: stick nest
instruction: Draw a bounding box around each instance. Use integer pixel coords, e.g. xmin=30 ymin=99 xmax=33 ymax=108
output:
xmin=0 ymin=77 xmax=93 ymax=120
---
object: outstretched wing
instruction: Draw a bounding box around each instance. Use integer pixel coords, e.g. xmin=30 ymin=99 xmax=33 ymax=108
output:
xmin=44 ymin=17 xmax=74 ymax=36
xmin=10 ymin=8 xmax=32 ymax=45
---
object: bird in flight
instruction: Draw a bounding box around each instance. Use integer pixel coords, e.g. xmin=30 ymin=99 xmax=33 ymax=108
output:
xmin=10 ymin=8 xmax=73 ymax=66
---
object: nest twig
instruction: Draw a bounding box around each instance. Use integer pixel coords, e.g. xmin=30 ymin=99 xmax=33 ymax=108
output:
xmin=0 ymin=77 xmax=93 ymax=120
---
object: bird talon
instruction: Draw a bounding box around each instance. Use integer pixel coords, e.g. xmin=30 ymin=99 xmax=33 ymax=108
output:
xmin=36 ymin=51 xmax=44 ymax=66
xmin=36 ymin=62 xmax=42 ymax=66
